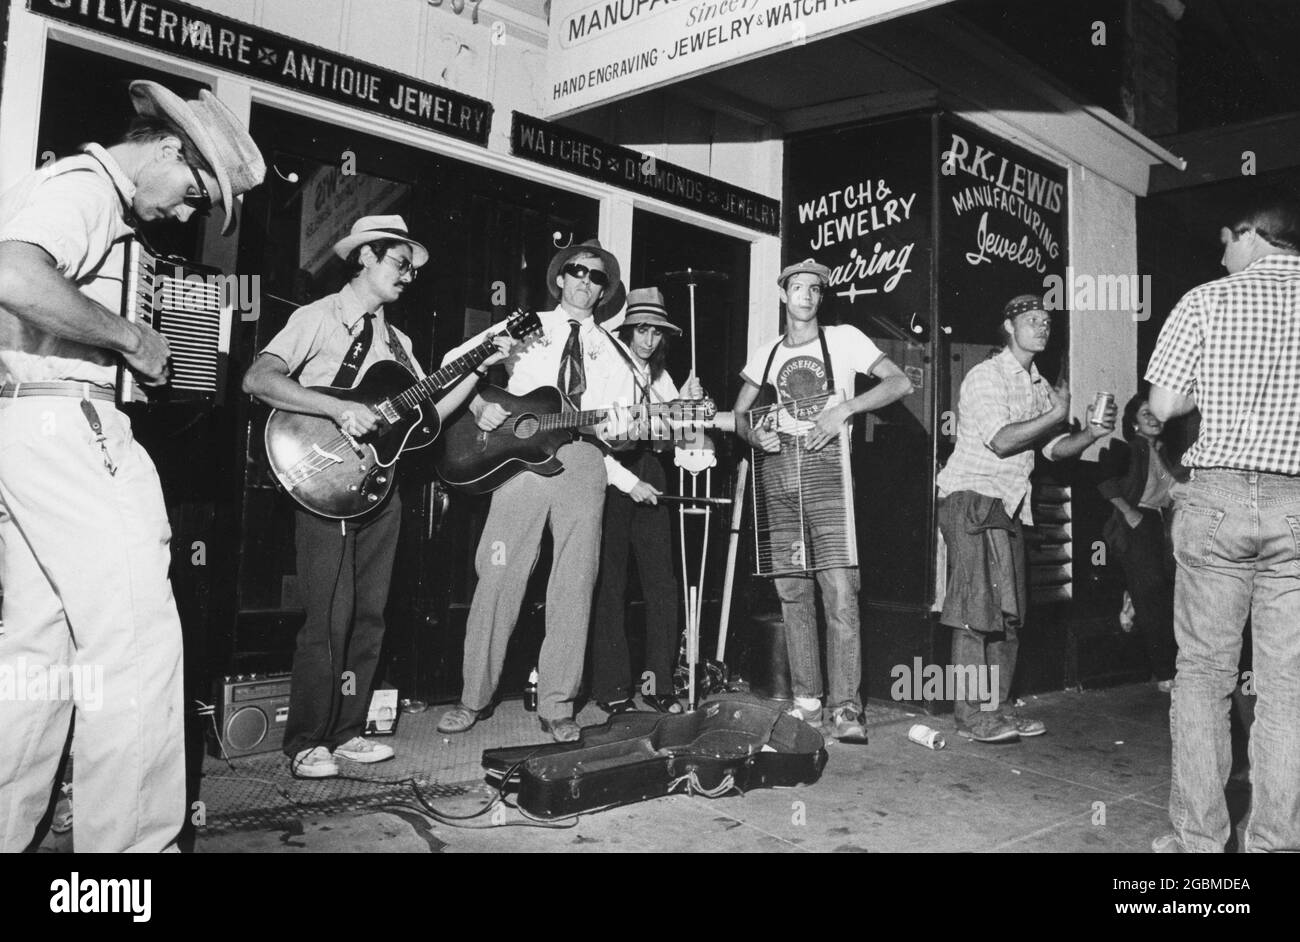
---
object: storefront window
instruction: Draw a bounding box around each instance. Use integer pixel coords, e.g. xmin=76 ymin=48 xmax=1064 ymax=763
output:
xmin=628 ymin=209 xmax=751 ymax=409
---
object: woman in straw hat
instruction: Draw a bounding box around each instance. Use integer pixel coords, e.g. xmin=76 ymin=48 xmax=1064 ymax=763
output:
xmin=589 ymin=287 xmax=702 ymax=715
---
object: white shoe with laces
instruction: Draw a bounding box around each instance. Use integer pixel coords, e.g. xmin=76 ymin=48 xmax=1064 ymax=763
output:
xmin=334 ymin=736 xmax=395 ymax=763
xmin=291 ymin=746 xmax=339 ymax=778
xmin=786 ymin=697 xmax=823 ymax=728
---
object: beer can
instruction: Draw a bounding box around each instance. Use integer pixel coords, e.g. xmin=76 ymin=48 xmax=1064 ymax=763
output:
xmin=908 ymin=723 xmax=946 ymax=750
xmin=1090 ymin=391 xmax=1115 ymax=426
xmin=523 ymin=667 xmax=539 ymax=712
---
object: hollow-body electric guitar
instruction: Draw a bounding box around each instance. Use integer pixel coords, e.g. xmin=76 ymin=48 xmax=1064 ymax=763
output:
xmin=435 ymin=385 xmax=717 ymax=494
xmin=264 ymin=309 xmax=542 ymax=519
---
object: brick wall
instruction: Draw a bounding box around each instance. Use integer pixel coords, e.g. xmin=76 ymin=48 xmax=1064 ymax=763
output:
xmin=1124 ymin=0 xmax=1181 ymax=137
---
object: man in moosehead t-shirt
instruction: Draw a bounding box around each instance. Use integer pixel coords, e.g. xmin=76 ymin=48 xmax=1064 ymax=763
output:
xmin=732 ymin=258 xmax=912 ymax=741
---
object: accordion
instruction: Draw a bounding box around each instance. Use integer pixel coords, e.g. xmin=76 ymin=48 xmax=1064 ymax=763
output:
xmin=117 ymin=240 xmax=233 ymax=405
xmin=750 ymin=390 xmax=858 ymax=576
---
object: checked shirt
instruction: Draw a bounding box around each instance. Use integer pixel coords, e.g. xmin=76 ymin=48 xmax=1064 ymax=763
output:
xmin=1145 ymin=254 xmax=1300 ymax=474
xmin=936 ymin=348 xmax=1066 ymax=525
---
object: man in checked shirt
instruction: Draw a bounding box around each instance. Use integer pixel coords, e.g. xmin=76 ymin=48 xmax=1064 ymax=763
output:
xmin=937 ymin=294 xmax=1115 ymax=743
xmin=1146 ymin=191 xmax=1300 ymax=854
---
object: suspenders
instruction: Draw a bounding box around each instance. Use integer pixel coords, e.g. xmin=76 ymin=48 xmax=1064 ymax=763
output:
xmin=757 ymin=327 xmax=836 ymax=402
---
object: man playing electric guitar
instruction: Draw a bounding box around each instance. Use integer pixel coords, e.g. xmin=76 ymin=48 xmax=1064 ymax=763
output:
xmin=242 ymin=215 xmax=511 ymax=777
xmin=436 ymin=239 xmax=643 ymax=743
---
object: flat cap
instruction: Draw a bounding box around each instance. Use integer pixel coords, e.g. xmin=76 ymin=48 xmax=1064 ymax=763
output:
xmin=777 ymin=257 xmax=831 ymax=288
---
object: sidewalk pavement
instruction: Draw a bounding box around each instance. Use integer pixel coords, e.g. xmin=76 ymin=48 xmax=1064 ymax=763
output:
xmin=176 ymin=681 xmax=1215 ymax=853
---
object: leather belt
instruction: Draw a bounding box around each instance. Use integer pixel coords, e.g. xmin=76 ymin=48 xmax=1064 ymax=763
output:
xmin=0 ymin=382 xmax=117 ymax=403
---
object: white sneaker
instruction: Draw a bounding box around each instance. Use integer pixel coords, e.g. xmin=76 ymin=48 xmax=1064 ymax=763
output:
xmin=333 ymin=736 xmax=395 ymax=763
xmin=291 ymin=746 xmax=339 ymax=778
xmin=786 ymin=697 xmax=823 ymax=728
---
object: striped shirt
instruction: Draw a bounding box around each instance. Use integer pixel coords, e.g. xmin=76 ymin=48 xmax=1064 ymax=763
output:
xmin=1145 ymin=254 xmax=1300 ymax=474
xmin=936 ymin=349 xmax=1065 ymax=524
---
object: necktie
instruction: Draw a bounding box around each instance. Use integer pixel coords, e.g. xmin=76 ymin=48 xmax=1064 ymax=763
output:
xmin=559 ymin=319 xmax=586 ymax=400
xmin=331 ymin=313 xmax=373 ymax=388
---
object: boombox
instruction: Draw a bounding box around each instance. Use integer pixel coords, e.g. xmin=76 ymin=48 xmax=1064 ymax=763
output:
xmin=213 ymin=673 xmax=292 ymax=759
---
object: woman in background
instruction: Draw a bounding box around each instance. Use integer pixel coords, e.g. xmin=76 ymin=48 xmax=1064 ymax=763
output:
xmin=1099 ymin=389 xmax=1185 ymax=691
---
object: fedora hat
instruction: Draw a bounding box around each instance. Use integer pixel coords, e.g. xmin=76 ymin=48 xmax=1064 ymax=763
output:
xmin=332 ymin=215 xmax=429 ymax=268
xmin=622 ymin=287 xmax=681 ymax=334
xmin=129 ymin=80 xmax=265 ymax=235
xmin=546 ymin=239 xmax=626 ymax=322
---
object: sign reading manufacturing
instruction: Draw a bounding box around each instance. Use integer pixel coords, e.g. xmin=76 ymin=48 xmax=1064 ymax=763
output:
xmin=512 ymin=112 xmax=779 ymax=234
xmin=29 ymin=0 xmax=492 ymax=146
xmin=936 ymin=117 xmax=1068 ymax=371
xmin=546 ymin=0 xmax=950 ymax=116
xmin=938 ymin=120 xmax=1066 ymax=293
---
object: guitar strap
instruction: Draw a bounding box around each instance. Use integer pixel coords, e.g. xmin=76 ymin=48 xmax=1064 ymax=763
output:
xmin=592 ymin=325 xmax=655 ymax=454
xmin=598 ymin=325 xmax=651 ymax=403
xmin=325 ymin=313 xmax=418 ymax=389
xmin=383 ymin=320 xmax=420 ymax=378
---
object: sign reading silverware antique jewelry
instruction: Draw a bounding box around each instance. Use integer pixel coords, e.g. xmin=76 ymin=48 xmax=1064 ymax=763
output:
xmin=29 ymin=0 xmax=493 ymax=145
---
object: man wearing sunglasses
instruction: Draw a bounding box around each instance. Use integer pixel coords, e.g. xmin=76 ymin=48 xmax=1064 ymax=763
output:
xmin=243 ymin=215 xmax=509 ymax=778
xmin=0 ymin=81 xmax=264 ymax=852
xmin=438 ymin=239 xmax=639 ymax=743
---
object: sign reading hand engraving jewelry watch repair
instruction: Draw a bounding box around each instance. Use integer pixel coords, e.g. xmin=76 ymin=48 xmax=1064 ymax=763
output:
xmin=546 ymin=0 xmax=952 ymax=116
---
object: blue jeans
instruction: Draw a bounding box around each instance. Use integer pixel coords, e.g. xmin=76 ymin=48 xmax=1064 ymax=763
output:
xmin=1169 ymin=469 xmax=1300 ymax=852
xmin=774 ymin=567 xmax=862 ymax=710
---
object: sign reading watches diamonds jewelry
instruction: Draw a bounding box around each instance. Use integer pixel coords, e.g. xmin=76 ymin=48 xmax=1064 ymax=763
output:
xmin=512 ymin=112 xmax=779 ymax=233
xmin=545 ymin=0 xmax=952 ymax=116
xmin=28 ymin=0 xmax=492 ymax=145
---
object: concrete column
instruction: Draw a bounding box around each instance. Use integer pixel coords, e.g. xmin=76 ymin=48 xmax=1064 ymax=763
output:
xmin=599 ymin=194 xmax=635 ymax=325
xmin=748 ymin=124 xmax=784 ymax=349
xmin=0 ymin=7 xmax=46 ymax=193
xmin=1067 ymin=165 xmax=1140 ymax=461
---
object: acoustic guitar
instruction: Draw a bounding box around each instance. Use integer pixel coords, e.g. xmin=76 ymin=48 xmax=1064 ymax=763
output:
xmin=434 ymin=385 xmax=717 ymax=494
xmin=264 ymin=309 xmax=541 ymax=519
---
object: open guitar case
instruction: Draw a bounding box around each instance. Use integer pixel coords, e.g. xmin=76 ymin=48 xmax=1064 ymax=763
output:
xmin=481 ymin=699 xmax=828 ymax=819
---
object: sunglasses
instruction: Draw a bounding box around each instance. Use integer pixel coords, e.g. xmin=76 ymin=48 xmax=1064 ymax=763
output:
xmin=562 ymin=262 xmax=609 ymax=287
xmin=183 ymin=162 xmax=213 ymax=215
xmin=383 ymin=254 xmax=419 ymax=281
